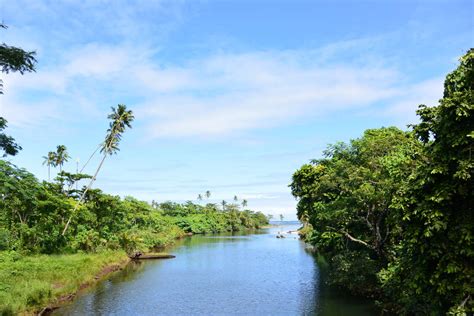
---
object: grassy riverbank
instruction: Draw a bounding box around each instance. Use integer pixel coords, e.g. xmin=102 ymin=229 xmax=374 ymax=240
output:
xmin=0 ymin=250 xmax=129 ymax=315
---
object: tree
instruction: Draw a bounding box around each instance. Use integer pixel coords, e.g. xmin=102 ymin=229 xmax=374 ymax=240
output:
xmin=241 ymin=199 xmax=248 ymax=209
xmin=279 ymin=214 xmax=284 ymax=222
xmin=55 ymin=145 xmax=70 ymax=172
xmin=290 ymin=127 xmax=415 ymax=296
xmin=205 ymin=190 xmax=211 ymax=199
xmin=62 ymin=104 xmax=134 ymax=235
xmin=289 ymin=50 xmax=474 ymax=313
xmin=0 ymin=23 xmax=37 ymax=94
xmin=221 ymin=200 xmax=227 ymax=211
xmin=42 ymin=151 xmax=57 ymax=181
xmin=379 ymin=49 xmax=474 ymax=314
xmin=233 ymin=195 xmax=238 ymax=203
xmin=197 ymin=194 xmax=203 ymax=202
xmin=0 ymin=24 xmax=37 ymax=156
xmin=0 ymin=118 xmax=21 ymax=156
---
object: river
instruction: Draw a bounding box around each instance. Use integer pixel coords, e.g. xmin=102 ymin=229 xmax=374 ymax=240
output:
xmin=55 ymin=223 xmax=376 ymax=315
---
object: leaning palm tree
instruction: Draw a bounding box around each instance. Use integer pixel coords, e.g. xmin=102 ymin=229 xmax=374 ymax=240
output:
xmin=42 ymin=151 xmax=57 ymax=181
xmin=242 ymin=199 xmax=248 ymax=209
xmin=62 ymin=104 xmax=134 ymax=235
xmin=55 ymin=145 xmax=70 ymax=172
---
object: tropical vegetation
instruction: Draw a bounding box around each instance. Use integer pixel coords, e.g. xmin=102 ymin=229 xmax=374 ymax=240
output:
xmin=290 ymin=49 xmax=473 ymax=314
xmin=0 ymin=26 xmax=269 ymax=313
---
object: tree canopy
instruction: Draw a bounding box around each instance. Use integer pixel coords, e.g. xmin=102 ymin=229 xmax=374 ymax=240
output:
xmin=0 ymin=23 xmax=37 ymax=156
xmin=291 ymin=49 xmax=473 ymax=314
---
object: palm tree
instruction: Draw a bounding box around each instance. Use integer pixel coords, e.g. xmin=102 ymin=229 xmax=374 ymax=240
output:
xmin=242 ymin=199 xmax=248 ymax=209
xmin=197 ymin=194 xmax=203 ymax=202
xmin=280 ymin=214 xmax=284 ymax=222
xmin=205 ymin=190 xmax=211 ymax=199
xmin=233 ymin=195 xmax=238 ymax=203
xmin=62 ymin=104 xmax=134 ymax=235
xmin=42 ymin=151 xmax=57 ymax=181
xmin=55 ymin=145 xmax=70 ymax=172
xmin=221 ymin=200 xmax=227 ymax=211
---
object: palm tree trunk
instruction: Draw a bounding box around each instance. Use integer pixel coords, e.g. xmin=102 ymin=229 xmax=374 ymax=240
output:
xmin=79 ymin=143 xmax=101 ymax=173
xmin=63 ymin=144 xmax=101 ymax=194
xmin=62 ymin=153 xmax=107 ymax=236
xmin=48 ymin=165 xmax=50 ymax=181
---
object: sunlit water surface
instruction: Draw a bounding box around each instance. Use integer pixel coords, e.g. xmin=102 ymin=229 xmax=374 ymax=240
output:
xmin=56 ymin=223 xmax=376 ymax=315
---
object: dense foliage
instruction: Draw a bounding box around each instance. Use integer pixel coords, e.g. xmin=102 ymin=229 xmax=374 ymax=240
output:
xmin=0 ymin=159 xmax=268 ymax=255
xmin=291 ymin=49 xmax=473 ymax=314
xmin=0 ymin=23 xmax=36 ymax=158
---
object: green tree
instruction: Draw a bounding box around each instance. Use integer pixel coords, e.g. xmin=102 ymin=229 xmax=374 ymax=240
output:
xmin=0 ymin=118 xmax=22 ymax=157
xmin=379 ymin=49 xmax=474 ymax=314
xmin=55 ymin=145 xmax=70 ymax=172
xmin=0 ymin=24 xmax=37 ymax=156
xmin=62 ymin=104 xmax=134 ymax=235
xmin=221 ymin=200 xmax=227 ymax=211
xmin=290 ymin=127 xmax=415 ymax=296
xmin=42 ymin=151 xmax=57 ymax=181
xmin=205 ymin=190 xmax=211 ymax=199
xmin=242 ymin=199 xmax=248 ymax=209
xmin=197 ymin=194 xmax=203 ymax=202
xmin=0 ymin=23 xmax=37 ymax=94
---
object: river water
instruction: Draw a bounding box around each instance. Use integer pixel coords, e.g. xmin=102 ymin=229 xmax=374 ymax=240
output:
xmin=56 ymin=223 xmax=376 ymax=315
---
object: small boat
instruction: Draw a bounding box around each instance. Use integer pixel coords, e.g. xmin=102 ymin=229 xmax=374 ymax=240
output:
xmin=129 ymin=252 xmax=176 ymax=260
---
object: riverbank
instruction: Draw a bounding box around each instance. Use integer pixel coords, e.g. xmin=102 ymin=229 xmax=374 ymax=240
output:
xmin=0 ymin=250 xmax=129 ymax=315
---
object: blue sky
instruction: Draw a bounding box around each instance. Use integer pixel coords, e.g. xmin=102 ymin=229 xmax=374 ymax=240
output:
xmin=1 ymin=0 xmax=472 ymax=219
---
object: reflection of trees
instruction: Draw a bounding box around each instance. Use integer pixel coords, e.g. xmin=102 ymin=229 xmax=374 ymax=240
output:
xmin=110 ymin=260 xmax=146 ymax=283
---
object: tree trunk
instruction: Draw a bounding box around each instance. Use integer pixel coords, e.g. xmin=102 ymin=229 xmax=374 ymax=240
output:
xmin=62 ymin=153 xmax=108 ymax=236
xmin=79 ymin=143 xmax=101 ymax=173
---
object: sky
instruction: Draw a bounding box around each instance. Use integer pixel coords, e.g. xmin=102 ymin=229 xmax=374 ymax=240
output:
xmin=0 ymin=0 xmax=472 ymax=220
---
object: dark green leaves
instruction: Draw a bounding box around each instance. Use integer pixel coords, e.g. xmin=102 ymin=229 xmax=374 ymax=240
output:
xmin=0 ymin=44 xmax=36 ymax=75
xmin=291 ymin=49 xmax=474 ymax=314
xmin=0 ymin=118 xmax=21 ymax=157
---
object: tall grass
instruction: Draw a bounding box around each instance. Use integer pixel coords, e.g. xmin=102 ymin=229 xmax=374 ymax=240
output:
xmin=0 ymin=251 xmax=128 ymax=315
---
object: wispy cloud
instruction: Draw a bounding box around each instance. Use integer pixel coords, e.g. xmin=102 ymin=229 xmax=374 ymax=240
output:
xmin=1 ymin=41 xmax=443 ymax=138
xmin=135 ymin=50 xmax=442 ymax=139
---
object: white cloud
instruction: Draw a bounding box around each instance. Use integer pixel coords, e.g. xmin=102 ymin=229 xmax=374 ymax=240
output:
xmin=381 ymin=77 xmax=444 ymax=118
xmin=133 ymin=50 xmax=413 ymax=138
